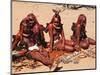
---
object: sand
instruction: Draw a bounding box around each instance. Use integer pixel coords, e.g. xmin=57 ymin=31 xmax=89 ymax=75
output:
xmin=12 ymin=1 xmax=96 ymax=74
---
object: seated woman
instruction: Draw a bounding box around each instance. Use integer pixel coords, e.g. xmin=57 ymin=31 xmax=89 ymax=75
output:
xmin=71 ymin=14 xmax=96 ymax=49
xmin=46 ymin=9 xmax=75 ymax=52
xmin=12 ymin=13 xmax=47 ymax=51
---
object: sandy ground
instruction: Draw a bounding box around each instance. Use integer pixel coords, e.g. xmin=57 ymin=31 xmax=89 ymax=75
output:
xmin=12 ymin=1 xmax=96 ymax=74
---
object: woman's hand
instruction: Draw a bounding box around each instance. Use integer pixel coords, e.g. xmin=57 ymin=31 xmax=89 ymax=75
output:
xmin=74 ymin=44 xmax=81 ymax=51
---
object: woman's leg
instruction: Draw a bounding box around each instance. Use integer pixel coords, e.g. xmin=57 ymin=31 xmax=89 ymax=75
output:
xmin=64 ymin=45 xmax=75 ymax=52
xmin=54 ymin=39 xmax=75 ymax=52
xmin=12 ymin=34 xmax=20 ymax=50
xmin=65 ymin=39 xmax=75 ymax=46
xmin=79 ymin=39 xmax=89 ymax=49
xmin=88 ymin=37 xmax=96 ymax=45
xmin=27 ymin=51 xmax=53 ymax=68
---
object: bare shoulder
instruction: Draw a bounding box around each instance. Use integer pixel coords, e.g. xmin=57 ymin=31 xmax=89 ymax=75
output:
xmin=48 ymin=23 xmax=53 ymax=30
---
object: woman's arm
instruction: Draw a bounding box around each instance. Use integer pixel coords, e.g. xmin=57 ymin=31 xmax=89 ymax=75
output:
xmin=76 ymin=24 xmax=80 ymax=44
xmin=61 ymin=27 xmax=65 ymax=49
xmin=19 ymin=21 xmax=25 ymax=40
xmin=48 ymin=24 xmax=53 ymax=51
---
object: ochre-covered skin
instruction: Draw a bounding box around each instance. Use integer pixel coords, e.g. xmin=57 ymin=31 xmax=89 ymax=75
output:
xmin=12 ymin=13 xmax=46 ymax=50
xmin=12 ymin=32 xmax=21 ymax=50
xmin=12 ymin=13 xmax=96 ymax=70
xmin=53 ymin=39 xmax=75 ymax=52
xmin=26 ymin=50 xmax=65 ymax=69
xmin=46 ymin=10 xmax=75 ymax=52
xmin=71 ymin=14 xmax=96 ymax=49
